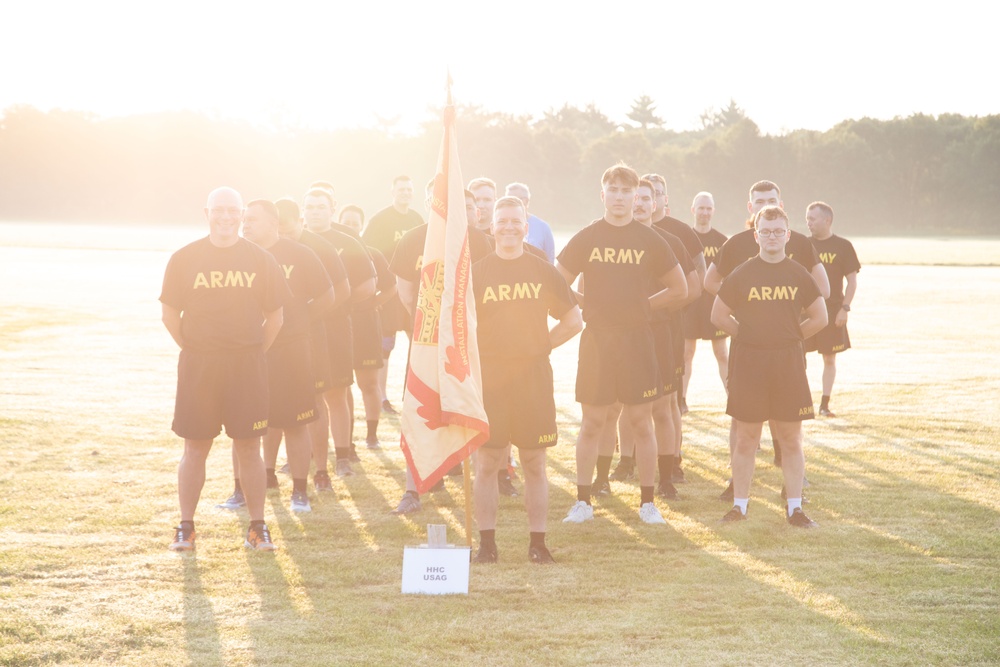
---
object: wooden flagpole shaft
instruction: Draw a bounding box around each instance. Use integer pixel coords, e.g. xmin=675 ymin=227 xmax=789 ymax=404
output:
xmin=462 ymin=456 xmax=473 ymax=548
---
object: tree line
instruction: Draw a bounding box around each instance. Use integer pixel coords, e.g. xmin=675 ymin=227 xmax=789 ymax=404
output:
xmin=1 ymin=100 xmax=997 ymax=236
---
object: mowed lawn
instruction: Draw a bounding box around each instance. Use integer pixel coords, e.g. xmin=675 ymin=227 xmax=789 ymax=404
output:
xmin=1 ymin=226 xmax=998 ymax=666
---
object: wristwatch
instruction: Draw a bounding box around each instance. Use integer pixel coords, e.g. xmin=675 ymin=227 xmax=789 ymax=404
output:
xmin=841 ymin=305 xmax=851 ymax=312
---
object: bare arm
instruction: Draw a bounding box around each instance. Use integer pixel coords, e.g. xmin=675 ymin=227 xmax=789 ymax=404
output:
xmin=397 ymin=276 xmax=418 ymax=317
xmin=710 ymin=296 xmax=739 ymax=338
xmin=351 ymin=277 xmax=376 ymax=304
xmin=704 ymin=263 xmax=724 ymax=295
xmin=373 ymin=283 xmax=398 ymax=309
xmin=307 ymin=287 xmax=336 ymax=321
xmin=262 ymin=307 xmax=283 ymax=352
xmin=161 ymin=303 xmax=184 ymax=348
xmin=811 ymin=263 xmax=831 ymax=300
xmin=835 ymin=271 xmax=858 ymax=327
xmin=556 ymin=262 xmax=583 ymax=310
xmin=799 ymin=296 xmax=829 ymax=340
xmin=694 ymin=252 xmax=707 ymax=285
xmin=681 ymin=269 xmax=702 ymax=309
xmin=648 ymin=264 xmax=688 ymax=311
xmin=549 ymin=305 xmax=583 ymax=350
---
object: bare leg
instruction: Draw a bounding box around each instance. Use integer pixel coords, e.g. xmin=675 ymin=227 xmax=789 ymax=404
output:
xmin=311 ymin=405 xmax=330 ymax=473
xmin=625 ymin=402 xmax=656 ymax=488
xmin=262 ymin=428 xmax=283 ymax=470
xmin=576 ymin=404 xmax=607 ymax=486
xmin=179 ymin=439 xmax=213 ymax=522
xmin=474 ymin=447 xmax=503 ymax=531
xmin=773 ymin=420 xmax=805 ymax=500
xmin=732 ymin=420 xmax=764 ymax=499
xmin=233 ymin=437 xmax=266 ymax=522
xmin=822 ymin=353 xmax=837 ymax=398
xmin=598 ymin=403 xmax=622 ymax=457
xmin=712 ymin=338 xmax=730 ymax=389
xmin=520 ymin=448 xmax=549 ymax=533
xmin=284 ymin=424 xmax=312 ymax=481
xmin=323 ymin=385 xmax=351 ymax=458
xmin=682 ymin=339 xmax=696 ymax=399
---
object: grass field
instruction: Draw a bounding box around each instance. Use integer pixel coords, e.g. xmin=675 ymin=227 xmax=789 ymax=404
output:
xmin=1 ymin=224 xmax=999 ymax=666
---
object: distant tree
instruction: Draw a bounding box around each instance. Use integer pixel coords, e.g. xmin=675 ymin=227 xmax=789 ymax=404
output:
xmin=536 ymin=104 xmax=616 ymax=145
xmin=626 ymin=95 xmax=664 ymax=130
xmin=699 ymin=99 xmax=747 ymax=131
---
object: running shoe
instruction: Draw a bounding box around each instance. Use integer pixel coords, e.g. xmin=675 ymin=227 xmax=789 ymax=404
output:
xmin=169 ymin=524 xmax=195 ymax=551
xmin=720 ymin=506 xmax=747 ymax=523
xmin=314 ymin=471 xmax=333 ymax=492
xmin=610 ymin=458 xmax=635 ymax=482
xmin=390 ymin=492 xmax=421 ymax=515
xmin=656 ymin=481 xmax=678 ymax=500
xmin=562 ymin=500 xmax=594 ymax=524
xmin=818 ymin=406 xmax=836 ymax=417
xmin=472 ymin=544 xmax=498 ymax=564
xmin=349 ymin=445 xmax=361 ymax=463
xmin=639 ymin=503 xmax=667 ymax=525
xmin=335 ymin=459 xmax=354 ymax=477
xmin=381 ymin=400 xmax=398 ymax=415
xmin=497 ymin=475 xmax=518 ymax=497
xmin=718 ymin=480 xmax=734 ymax=503
xmin=245 ymin=523 xmax=277 ymax=551
xmin=787 ymin=508 xmax=819 ymax=528
xmin=366 ymin=437 xmax=382 ymax=450
xmin=529 ymin=544 xmax=555 ymax=564
xmin=217 ymin=490 xmax=246 ymax=510
xmin=290 ymin=491 xmax=311 ymax=513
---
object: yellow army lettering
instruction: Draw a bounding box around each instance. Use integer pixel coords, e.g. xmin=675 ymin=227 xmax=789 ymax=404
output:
xmin=296 ymin=409 xmax=315 ymax=422
xmin=642 ymin=387 xmax=658 ymax=398
xmin=394 ymin=230 xmax=406 ymax=242
xmin=799 ymin=406 xmax=814 ymax=416
xmin=704 ymin=246 xmax=719 ymax=258
xmin=537 ymin=433 xmax=557 ymax=444
xmin=362 ymin=359 xmax=380 ymax=366
xmin=832 ymin=343 xmax=846 ymax=352
xmin=193 ymin=271 xmax=257 ymax=289
xmin=252 ymin=420 xmax=268 ymax=431
xmin=281 ymin=264 xmax=295 ymax=279
xmin=588 ymin=247 xmax=645 ymax=264
xmin=481 ymin=282 xmax=542 ymax=304
xmin=820 ymin=252 xmax=837 ymax=264
xmin=414 ymin=255 xmax=424 ymax=272
xmin=747 ymin=285 xmax=798 ymax=301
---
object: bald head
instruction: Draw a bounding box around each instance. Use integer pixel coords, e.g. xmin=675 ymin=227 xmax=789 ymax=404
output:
xmin=691 ymin=191 xmax=715 ymax=229
xmin=206 ymin=186 xmax=243 ymax=210
xmin=204 ymin=186 xmax=244 ymax=247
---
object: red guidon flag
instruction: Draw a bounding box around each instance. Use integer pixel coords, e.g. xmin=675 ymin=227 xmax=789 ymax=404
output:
xmin=400 ymin=99 xmax=489 ymax=493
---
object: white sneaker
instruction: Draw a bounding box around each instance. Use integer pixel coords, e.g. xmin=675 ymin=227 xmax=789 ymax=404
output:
xmin=639 ymin=502 xmax=667 ymax=525
xmin=562 ymin=500 xmax=594 ymax=523
xmin=290 ymin=491 xmax=311 ymax=513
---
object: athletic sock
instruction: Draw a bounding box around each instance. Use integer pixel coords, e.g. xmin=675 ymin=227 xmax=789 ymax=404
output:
xmin=594 ymin=455 xmax=612 ymax=487
xmin=529 ymin=531 xmax=546 ymax=548
xmin=405 ymin=490 xmax=420 ymax=500
xmin=249 ymin=519 xmax=265 ymax=530
xmin=366 ymin=419 xmax=378 ymax=440
xmin=820 ymin=395 xmax=830 ymax=409
xmin=734 ymin=498 xmax=749 ymax=515
xmin=787 ymin=498 xmax=802 ymax=516
xmin=315 ymin=467 xmax=329 ymax=478
xmin=657 ymin=455 xmax=673 ymax=484
xmin=334 ymin=447 xmax=350 ymax=461
xmin=479 ymin=529 xmax=496 ymax=548
xmin=292 ymin=478 xmax=307 ymax=495
xmin=577 ymin=484 xmax=592 ymax=505
xmin=180 ymin=520 xmax=194 ymax=531
xmin=640 ymin=486 xmax=654 ymax=505
xmin=233 ymin=479 xmax=242 ymax=494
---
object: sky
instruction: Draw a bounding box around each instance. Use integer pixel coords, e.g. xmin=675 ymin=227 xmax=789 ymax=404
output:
xmin=3 ymin=1 xmax=995 ymax=136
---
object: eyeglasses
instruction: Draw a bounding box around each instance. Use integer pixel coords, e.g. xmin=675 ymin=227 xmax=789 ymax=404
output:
xmin=755 ymin=228 xmax=788 ymax=238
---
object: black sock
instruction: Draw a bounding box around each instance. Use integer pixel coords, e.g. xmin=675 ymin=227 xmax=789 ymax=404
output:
xmin=180 ymin=520 xmax=194 ymax=530
xmin=529 ymin=531 xmax=546 ymax=548
xmin=334 ymin=448 xmax=349 ymax=461
xmin=577 ymin=484 xmax=592 ymax=505
xmin=405 ymin=490 xmax=420 ymax=500
xmin=367 ymin=419 xmax=378 ymax=440
xmin=640 ymin=486 xmax=654 ymax=505
xmin=657 ymin=455 xmax=672 ymax=484
xmin=315 ymin=467 xmax=329 ymax=479
xmin=293 ymin=478 xmax=307 ymax=494
xmin=594 ymin=455 xmax=612 ymax=487
xmin=821 ymin=395 xmax=830 ymax=408
xmin=497 ymin=468 xmax=509 ymax=481
xmin=479 ymin=529 xmax=496 ymax=547
xmin=249 ymin=519 xmax=265 ymax=529
xmin=234 ymin=479 xmax=242 ymax=494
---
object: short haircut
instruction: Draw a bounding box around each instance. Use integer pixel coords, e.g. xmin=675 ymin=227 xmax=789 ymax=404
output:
xmin=693 ymin=191 xmax=715 ymax=204
xmin=754 ymin=205 xmax=789 ymax=228
xmin=304 ymin=188 xmax=334 ymax=208
xmin=505 ymin=182 xmax=530 ymax=197
xmin=750 ymin=180 xmax=781 ymax=199
xmin=463 ymin=189 xmax=475 ymax=200
xmin=339 ymin=204 xmax=365 ymax=224
xmin=309 ymin=180 xmax=336 ymax=193
xmin=641 ymin=173 xmax=667 ymax=193
xmin=275 ymin=198 xmax=300 ymax=226
xmin=808 ymin=201 xmax=834 ymax=220
xmin=468 ymin=177 xmax=497 ymax=194
xmin=393 ymin=175 xmax=412 ymax=186
xmin=602 ymin=162 xmax=639 ymax=188
xmin=493 ymin=196 xmax=527 ymax=218
xmin=245 ymin=199 xmax=279 ymax=220
xmin=637 ymin=178 xmax=655 ymax=193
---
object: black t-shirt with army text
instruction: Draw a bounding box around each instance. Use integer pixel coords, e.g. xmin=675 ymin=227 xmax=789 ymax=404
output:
xmin=810 ymin=234 xmax=861 ymax=305
xmin=473 ymin=252 xmax=577 ymax=359
xmin=717 ymin=256 xmax=822 ymax=348
xmin=557 ymin=219 xmax=678 ymax=329
xmin=650 ymin=226 xmax=694 ymax=324
xmin=389 ymin=224 xmax=494 ymax=283
xmin=263 ymin=238 xmax=333 ymax=345
xmin=653 ymin=215 xmax=704 ymax=264
xmin=160 ymin=237 xmax=290 ymax=352
xmin=713 ymin=228 xmax=820 ymax=277
xmin=362 ymin=206 xmax=424 ymax=262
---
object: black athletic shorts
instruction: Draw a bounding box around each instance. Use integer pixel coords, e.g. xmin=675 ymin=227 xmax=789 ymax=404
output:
xmin=805 ymin=305 xmax=851 ymax=355
xmin=172 ymin=348 xmax=269 ymax=440
xmin=726 ymin=340 xmax=814 ymax=423
xmin=576 ymin=325 xmax=661 ymax=406
xmin=481 ymin=355 xmax=557 ymax=450
xmin=309 ymin=320 xmax=332 ymax=393
xmin=651 ymin=319 xmax=677 ymax=395
xmin=266 ymin=340 xmax=319 ymax=429
xmin=351 ymin=308 xmax=384 ymax=371
xmin=325 ymin=313 xmax=355 ymax=387
xmin=683 ymin=297 xmax=729 ymax=341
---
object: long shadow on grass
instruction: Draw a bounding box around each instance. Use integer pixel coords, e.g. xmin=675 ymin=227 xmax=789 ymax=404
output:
xmin=181 ymin=556 xmax=223 ymax=667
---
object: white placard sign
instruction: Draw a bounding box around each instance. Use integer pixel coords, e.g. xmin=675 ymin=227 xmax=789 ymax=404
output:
xmin=401 ymin=546 xmax=471 ymax=595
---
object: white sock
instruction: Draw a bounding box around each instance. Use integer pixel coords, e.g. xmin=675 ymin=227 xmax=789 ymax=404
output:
xmin=787 ymin=498 xmax=802 ymax=516
xmin=734 ymin=498 xmax=749 ymax=515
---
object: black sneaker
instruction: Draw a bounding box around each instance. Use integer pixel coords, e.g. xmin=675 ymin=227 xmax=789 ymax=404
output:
xmin=365 ymin=437 xmax=382 ymax=450
xmin=656 ymin=480 xmax=678 ymax=500
xmin=594 ymin=481 xmax=611 ymax=497
xmin=245 ymin=523 xmax=277 ymax=551
xmin=335 ymin=459 xmax=354 ymax=477
xmin=266 ymin=470 xmax=280 ymax=490
xmin=349 ymin=445 xmax=361 ymax=463
xmin=497 ymin=475 xmax=518 ymax=497
xmin=718 ymin=480 xmax=734 ymax=502
xmin=671 ymin=462 xmax=686 ymax=484
xmin=610 ymin=458 xmax=635 ymax=482
xmin=381 ymin=400 xmax=398 ymax=415
xmin=472 ymin=543 xmax=498 ymax=564
xmin=818 ymin=406 xmax=836 ymax=417
xmin=720 ymin=506 xmax=746 ymax=523
xmin=169 ymin=524 xmax=196 ymax=551
xmin=787 ymin=508 xmax=818 ymax=528
xmin=314 ymin=471 xmax=333 ymax=492
xmin=780 ymin=486 xmax=809 ymax=504
xmin=390 ymin=492 xmax=421 ymax=515
xmin=529 ymin=544 xmax=555 ymax=564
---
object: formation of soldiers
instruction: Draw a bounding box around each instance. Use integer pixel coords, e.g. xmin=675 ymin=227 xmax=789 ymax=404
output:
xmin=160 ymin=164 xmax=859 ymax=560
